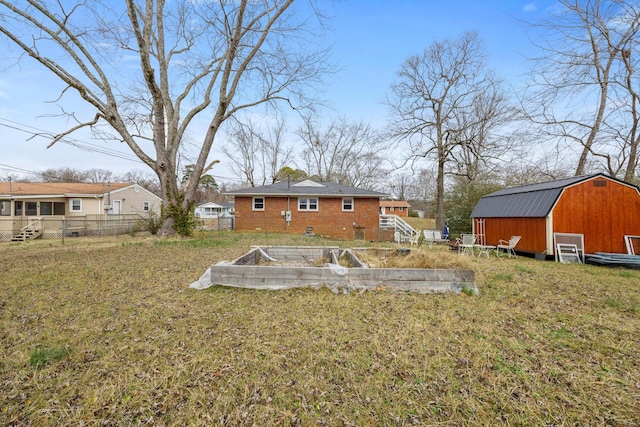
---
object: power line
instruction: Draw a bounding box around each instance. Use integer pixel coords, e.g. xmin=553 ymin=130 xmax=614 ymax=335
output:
xmin=0 ymin=116 xmax=244 ymax=183
xmin=0 ymin=116 xmax=143 ymax=164
xmin=0 ymin=163 xmax=39 ymax=177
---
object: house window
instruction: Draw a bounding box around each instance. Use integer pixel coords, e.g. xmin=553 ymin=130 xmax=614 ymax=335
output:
xmin=253 ymin=197 xmax=264 ymax=211
xmin=14 ymin=201 xmax=22 ymax=216
xmin=0 ymin=201 xmax=9 ymax=216
xmin=389 ymin=206 xmax=395 ymax=211
xmin=71 ymin=199 xmax=82 ymax=212
xmin=143 ymin=201 xmax=150 ymax=212
xmin=54 ymin=202 xmax=65 ymax=215
xmin=342 ymin=198 xmax=354 ymax=211
xmin=26 ymin=202 xmax=37 ymax=216
xmin=399 ymin=207 xmax=404 ymax=211
xmin=298 ymin=197 xmax=318 ymax=211
xmin=40 ymin=202 xmax=53 ymax=215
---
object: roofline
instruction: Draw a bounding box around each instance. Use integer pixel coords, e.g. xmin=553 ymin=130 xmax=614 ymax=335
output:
xmin=66 ymin=193 xmax=105 ymax=198
xmin=225 ymin=192 xmax=387 ymax=197
xmin=545 ymin=173 xmax=640 ymax=216
xmin=0 ymin=193 xmax=104 ymax=199
xmin=1 ymin=184 xmax=162 ymax=200
xmin=471 ymin=173 xmax=640 ymax=218
xmin=109 ymin=184 xmax=162 ymax=200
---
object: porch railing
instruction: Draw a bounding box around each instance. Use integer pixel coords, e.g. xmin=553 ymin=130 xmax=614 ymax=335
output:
xmin=379 ymin=214 xmax=418 ymax=242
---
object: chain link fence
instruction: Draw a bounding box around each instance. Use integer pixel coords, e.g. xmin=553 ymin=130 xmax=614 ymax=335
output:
xmin=0 ymin=215 xmax=155 ymax=242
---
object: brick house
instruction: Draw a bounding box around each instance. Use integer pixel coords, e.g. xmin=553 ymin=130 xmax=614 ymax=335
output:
xmin=226 ymin=179 xmax=388 ymax=240
xmin=379 ymin=200 xmax=411 ymax=217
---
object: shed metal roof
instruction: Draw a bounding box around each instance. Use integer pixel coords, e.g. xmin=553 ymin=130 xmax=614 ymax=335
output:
xmin=471 ymin=174 xmax=611 ymax=218
xmin=225 ymin=180 xmax=388 ymax=198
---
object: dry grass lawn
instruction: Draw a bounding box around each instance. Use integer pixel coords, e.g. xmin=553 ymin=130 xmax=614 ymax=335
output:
xmin=1 ymin=231 xmax=639 ymax=426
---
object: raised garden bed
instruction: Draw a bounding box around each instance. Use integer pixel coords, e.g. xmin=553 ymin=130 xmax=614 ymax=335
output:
xmin=190 ymin=246 xmax=477 ymax=294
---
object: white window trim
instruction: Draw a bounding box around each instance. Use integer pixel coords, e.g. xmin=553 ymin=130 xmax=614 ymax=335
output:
xmin=71 ymin=199 xmax=82 ymax=212
xmin=143 ymin=201 xmax=151 ymax=212
xmin=298 ymin=197 xmax=318 ymax=211
xmin=342 ymin=197 xmax=354 ymax=212
xmin=252 ymin=197 xmax=265 ymax=211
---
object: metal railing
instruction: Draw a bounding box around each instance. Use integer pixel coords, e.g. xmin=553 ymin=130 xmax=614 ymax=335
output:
xmin=379 ymin=214 xmax=418 ymax=242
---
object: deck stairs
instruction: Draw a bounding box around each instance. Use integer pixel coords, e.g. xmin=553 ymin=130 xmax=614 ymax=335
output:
xmin=11 ymin=219 xmax=43 ymax=242
xmin=379 ymin=214 xmax=419 ymax=243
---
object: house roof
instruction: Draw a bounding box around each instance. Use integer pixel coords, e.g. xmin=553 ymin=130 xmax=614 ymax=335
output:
xmin=0 ymin=182 xmax=134 ymax=197
xmin=225 ymin=179 xmax=388 ymax=198
xmin=197 ymin=201 xmax=235 ymax=208
xmin=380 ymin=200 xmax=411 ymax=208
xmin=471 ymin=173 xmax=637 ymax=218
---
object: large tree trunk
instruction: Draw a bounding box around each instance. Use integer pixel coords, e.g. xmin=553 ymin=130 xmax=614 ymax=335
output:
xmin=435 ymin=157 xmax=446 ymax=233
xmin=156 ymin=165 xmax=196 ymax=237
xmin=625 ymin=135 xmax=639 ymax=182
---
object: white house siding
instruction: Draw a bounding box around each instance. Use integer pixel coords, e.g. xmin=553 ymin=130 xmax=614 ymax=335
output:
xmin=108 ymin=185 xmax=161 ymax=216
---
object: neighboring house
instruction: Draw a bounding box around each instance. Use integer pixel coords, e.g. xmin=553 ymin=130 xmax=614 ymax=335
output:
xmin=194 ymin=201 xmax=235 ymax=218
xmin=225 ymin=179 xmax=388 ymax=240
xmin=379 ymin=200 xmax=411 ymax=217
xmin=470 ymin=173 xmax=640 ymax=256
xmin=0 ymin=182 xmax=161 ymax=218
xmin=0 ymin=182 xmax=162 ymax=240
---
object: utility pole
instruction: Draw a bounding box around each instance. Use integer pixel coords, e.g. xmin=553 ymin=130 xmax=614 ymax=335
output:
xmin=105 ymin=181 xmax=111 ymax=216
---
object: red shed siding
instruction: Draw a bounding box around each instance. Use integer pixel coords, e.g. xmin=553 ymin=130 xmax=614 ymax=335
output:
xmin=474 ymin=176 xmax=640 ymax=255
xmin=234 ymin=196 xmax=381 ymax=240
xmin=552 ymin=178 xmax=640 ymax=254
xmin=477 ymin=217 xmax=547 ymax=254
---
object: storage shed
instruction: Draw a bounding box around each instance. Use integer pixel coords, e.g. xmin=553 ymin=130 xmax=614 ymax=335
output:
xmin=470 ymin=174 xmax=640 ymax=257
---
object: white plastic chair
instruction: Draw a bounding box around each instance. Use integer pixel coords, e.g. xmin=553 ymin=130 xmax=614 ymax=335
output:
xmin=457 ymin=234 xmax=476 ymax=256
xmin=423 ymin=230 xmax=436 ymax=247
xmin=497 ymin=236 xmax=521 ymax=258
xmin=408 ymin=230 xmax=421 ymax=245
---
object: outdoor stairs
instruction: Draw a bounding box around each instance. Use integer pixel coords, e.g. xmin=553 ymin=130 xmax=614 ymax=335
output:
xmin=11 ymin=219 xmax=44 ymax=242
xmin=11 ymin=228 xmax=43 ymax=242
xmin=379 ymin=214 xmax=419 ymax=243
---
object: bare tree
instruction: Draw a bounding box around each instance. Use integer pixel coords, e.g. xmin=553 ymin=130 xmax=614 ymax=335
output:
xmin=394 ymin=168 xmax=438 ymax=218
xmin=223 ymin=116 xmax=294 ymax=186
xmin=297 ymin=115 xmax=389 ymax=189
xmin=448 ymin=78 xmax=519 ymax=182
xmin=85 ymin=168 xmax=114 ymax=184
xmin=523 ymin=0 xmax=640 ymax=177
xmin=0 ymin=0 xmax=329 ymax=235
xmin=387 ymin=173 xmax=412 ymax=201
xmin=384 ymin=31 xmax=510 ymax=231
xmin=38 ymin=167 xmax=87 ymax=183
xmin=616 ymin=29 xmax=640 ymax=181
xmin=119 ymin=169 xmax=161 ymax=195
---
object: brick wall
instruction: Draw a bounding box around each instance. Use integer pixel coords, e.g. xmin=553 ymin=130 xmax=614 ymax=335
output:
xmin=234 ymin=196 xmax=381 ymax=240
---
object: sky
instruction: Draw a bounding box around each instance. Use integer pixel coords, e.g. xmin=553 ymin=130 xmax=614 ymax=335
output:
xmin=0 ymin=0 xmax=556 ymax=184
